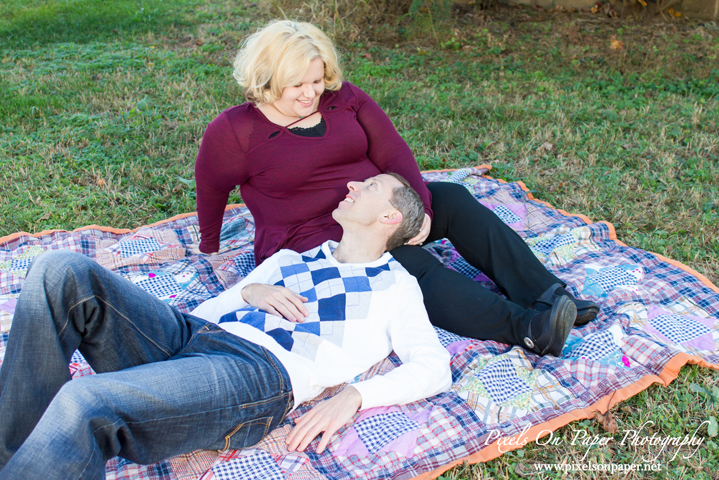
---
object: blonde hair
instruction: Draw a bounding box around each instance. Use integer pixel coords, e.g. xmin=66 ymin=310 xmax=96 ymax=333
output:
xmin=233 ymin=20 xmax=343 ymax=105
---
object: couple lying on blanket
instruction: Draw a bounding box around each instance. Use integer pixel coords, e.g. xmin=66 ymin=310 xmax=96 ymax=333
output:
xmin=0 ymin=20 xmax=600 ymax=479
xmin=0 ymin=173 xmax=596 ymax=479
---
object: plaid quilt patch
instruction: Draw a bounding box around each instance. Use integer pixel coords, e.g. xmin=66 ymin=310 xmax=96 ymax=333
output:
xmin=1 ymin=168 xmax=717 ymax=480
xmin=353 ymin=411 xmax=420 ymax=454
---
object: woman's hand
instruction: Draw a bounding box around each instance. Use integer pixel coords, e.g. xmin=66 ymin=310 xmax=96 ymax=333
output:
xmin=406 ymin=213 xmax=431 ymax=246
xmin=286 ymin=386 xmax=362 ymax=454
xmin=241 ymin=284 xmax=309 ymax=322
xmin=187 ymin=244 xmax=218 ymax=256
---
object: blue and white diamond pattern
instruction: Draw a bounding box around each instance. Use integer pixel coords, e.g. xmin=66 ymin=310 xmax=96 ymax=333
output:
xmin=221 ymin=245 xmax=400 ymax=361
xmin=118 ymin=238 xmax=163 ymax=258
xmin=354 ymin=411 xmax=419 ymax=454
xmin=492 ymin=205 xmax=522 ymax=226
xmin=649 ymin=314 xmax=711 ymax=345
xmin=477 ymin=358 xmax=531 ymax=405
xmin=566 ymin=331 xmax=619 ymax=361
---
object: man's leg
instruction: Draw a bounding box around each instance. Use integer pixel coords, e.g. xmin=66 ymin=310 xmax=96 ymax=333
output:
xmin=0 ymin=326 xmax=293 ymax=480
xmin=0 ymin=250 xmax=198 ymax=467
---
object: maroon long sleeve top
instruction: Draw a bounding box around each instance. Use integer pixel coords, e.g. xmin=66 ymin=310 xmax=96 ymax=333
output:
xmin=194 ymin=82 xmax=433 ymax=264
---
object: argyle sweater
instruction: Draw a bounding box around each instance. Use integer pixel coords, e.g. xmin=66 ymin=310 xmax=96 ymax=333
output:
xmin=191 ymin=241 xmax=451 ymax=410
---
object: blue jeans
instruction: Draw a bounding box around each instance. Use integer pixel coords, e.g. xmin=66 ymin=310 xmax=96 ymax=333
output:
xmin=0 ymin=251 xmax=293 ymax=479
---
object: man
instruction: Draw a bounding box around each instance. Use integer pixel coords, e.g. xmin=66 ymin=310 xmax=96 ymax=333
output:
xmin=0 ymin=173 xmax=575 ymax=479
xmin=0 ymin=174 xmax=440 ymax=479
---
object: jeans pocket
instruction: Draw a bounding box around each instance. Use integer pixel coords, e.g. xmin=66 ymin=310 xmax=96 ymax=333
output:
xmin=221 ymin=416 xmax=273 ymax=451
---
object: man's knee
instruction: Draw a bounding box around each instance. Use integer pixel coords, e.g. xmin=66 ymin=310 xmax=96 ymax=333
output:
xmin=50 ymin=377 xmax=110 ymax=430
xmin=27 ymin=250 xmax=92 ymax=283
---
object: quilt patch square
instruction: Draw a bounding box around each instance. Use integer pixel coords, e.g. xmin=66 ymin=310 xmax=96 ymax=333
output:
xmin=649 ymin=314 xmax=710 ymax=344
xmin=477 ymin=358 xmax=531 ymax=405
xmin=353 ymin=411 xmax=420 ymax=455
xmin=565 ymin=330 xmax=620 ymax=362
xmin=134 ymin=274 xmax=182 ymax=299
xmin=492 ymin=205 xmax=523 ymax=225
xmin=118 ymin=238 xmax=163 ymax=258
xmin=211 ymin=450 xmax=284 ymax=480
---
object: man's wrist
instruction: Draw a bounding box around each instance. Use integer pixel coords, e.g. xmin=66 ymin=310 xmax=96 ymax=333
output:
xmin=240 ymin=283 xmax=256 ymax=304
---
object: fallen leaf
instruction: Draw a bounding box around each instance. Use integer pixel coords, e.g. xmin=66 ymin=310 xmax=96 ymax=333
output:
xmin=539 ymin=142 xmax=553 ymax=152
xmin=38 ymin=212 xmax=51 ymax=221
xmin=96 ymin=178 xmax=106 ymax=187
xmin=610 ymin=36 xmax=624 ymax=50
xmin=594 ymin=411 xmax=618 ymax=433
xmin=620 ymin=405 xmax=637 ymax=414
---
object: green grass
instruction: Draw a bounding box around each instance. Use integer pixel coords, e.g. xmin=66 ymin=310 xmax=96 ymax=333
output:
xmin=1 ymin=1 xmax=718 ymax=478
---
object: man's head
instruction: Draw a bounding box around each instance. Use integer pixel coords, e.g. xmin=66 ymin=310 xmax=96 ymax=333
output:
xmin=332 ymin=173 xmax=425 ymax=252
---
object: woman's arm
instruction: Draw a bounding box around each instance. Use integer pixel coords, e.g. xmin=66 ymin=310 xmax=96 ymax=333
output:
xmin=350 ymin=84 xmax=433 ymax=220
xmin=194 ymin=111 xmax=248 ymax=254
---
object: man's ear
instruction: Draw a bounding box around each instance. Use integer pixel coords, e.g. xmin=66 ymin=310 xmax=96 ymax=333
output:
xmin=379 ymin=210 xmax=403 ymax=225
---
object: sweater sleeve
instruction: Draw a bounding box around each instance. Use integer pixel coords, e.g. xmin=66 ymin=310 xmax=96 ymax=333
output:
xmin=350 ymin=275 xmax=452 ymax=410
xmin=350 ymin=84 xmax=433 ymax=219
xmin=194 ymin=111 xmax=248 ymax=254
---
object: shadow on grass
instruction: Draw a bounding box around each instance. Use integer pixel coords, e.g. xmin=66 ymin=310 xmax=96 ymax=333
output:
xmin=0 ymin=0 xmax=197 ymax=47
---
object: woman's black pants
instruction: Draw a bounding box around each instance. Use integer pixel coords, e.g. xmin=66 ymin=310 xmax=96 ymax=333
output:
xmin=391 ymin=182 xmax=562 ymax=346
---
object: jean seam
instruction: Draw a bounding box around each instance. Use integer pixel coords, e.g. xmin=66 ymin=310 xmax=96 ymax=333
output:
xmin=75 ymin=443 xmax=102 ymax=480
xmin=222 ymin=416 xmax=272 ymax=451
xmin=260 ymin=348 xmax=294 ymax=417
xmin=64 ymin=295 xmax=175 ymax=359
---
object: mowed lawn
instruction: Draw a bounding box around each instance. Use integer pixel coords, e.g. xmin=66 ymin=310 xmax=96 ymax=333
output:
xmin=1 ymin=0 xmax=718 ymax=478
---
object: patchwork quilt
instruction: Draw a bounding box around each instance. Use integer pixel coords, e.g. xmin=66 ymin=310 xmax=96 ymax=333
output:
xmin=1 ymin=167 xmax=717 ymax=480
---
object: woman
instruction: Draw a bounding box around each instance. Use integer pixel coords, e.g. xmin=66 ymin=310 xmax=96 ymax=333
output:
xmin=194 ymin=20 xmax=598 ymax=357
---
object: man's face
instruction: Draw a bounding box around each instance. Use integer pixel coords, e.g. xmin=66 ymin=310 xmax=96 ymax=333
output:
xmin=332 ymin=174 xmax=403 ymax=228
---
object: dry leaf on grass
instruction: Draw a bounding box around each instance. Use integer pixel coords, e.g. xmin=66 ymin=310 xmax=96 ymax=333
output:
xmin=610 ymin=35 xmax=624 ymax=50
xmin=594 ymin=410 xmax=619 ymax=433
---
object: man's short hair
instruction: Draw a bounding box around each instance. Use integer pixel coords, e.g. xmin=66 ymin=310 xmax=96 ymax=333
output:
xmin=385 ymin=173 xmax=425 ymax=251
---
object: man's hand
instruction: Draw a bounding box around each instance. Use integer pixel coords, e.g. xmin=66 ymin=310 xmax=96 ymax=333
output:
xmin=286 ymin=386 xmax=362 ymax=454
xmin=406 ymin=213 xmax=431 ymax=246
xmin=241 ymin=283 xmax=309 ymax=322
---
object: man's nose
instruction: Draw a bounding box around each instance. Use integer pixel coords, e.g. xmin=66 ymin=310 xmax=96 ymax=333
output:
xmin=347 ymin=181 xmax=360 ymax=191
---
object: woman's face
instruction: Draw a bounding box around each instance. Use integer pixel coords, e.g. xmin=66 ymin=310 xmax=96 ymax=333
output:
xmin=273 ymin=57 xmax=325 ymax=118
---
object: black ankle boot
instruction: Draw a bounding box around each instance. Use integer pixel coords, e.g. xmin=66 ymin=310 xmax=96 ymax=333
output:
xmin=531 ymin=283 xmax=599 ymax=326
xmin=523 ymin=296 xmax=576 ymax=357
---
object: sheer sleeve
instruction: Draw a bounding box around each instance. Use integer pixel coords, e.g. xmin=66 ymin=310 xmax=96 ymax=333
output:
xmin=194 ymin=111 xmax=248 ymax=254
xmin=350 ymin=84 xmax=433 ymax=219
